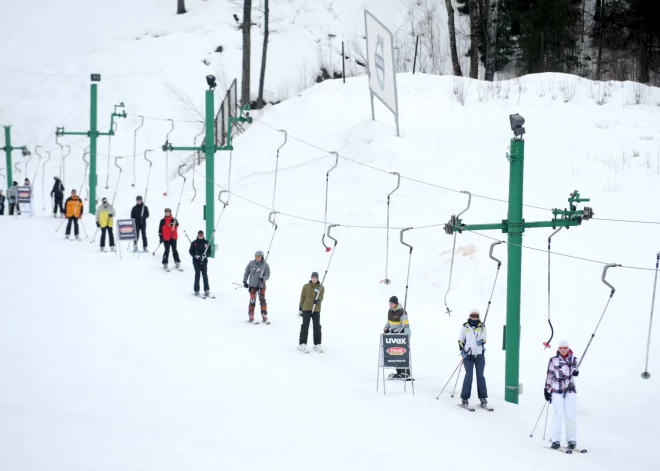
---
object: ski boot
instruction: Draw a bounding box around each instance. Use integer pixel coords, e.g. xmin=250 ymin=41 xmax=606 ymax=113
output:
xmin=313 ymin=345 xmax=324 ymax=353
xmin=75 ymin=235 xmax=80 ymax=240
xmin=100 ymin=247 xmax=106 ymax=252
xmin=65 ymin=235 xmax=70 ymax=240
xmin=111 ymin=246 xmax=116 ymax=252
xmin=461 ymin=399 xmax=469 ymax=407
xmin=480 ymin=398 xmax=488 ymax=407
xmin=194 ymin=291 xmax=200 ymax=297
xmin=567 ymin=441 xmax=577 ymax=450
xmin=163 ymin=264 xmax=168 ymax=271
xmin=551 ymin=442 xmax=561 ymax=450
xmin=204 ymin=290 xmax=210 ymax=297
xmin=297 ymin=344 xmax=307 ymax=352
xmin=175 ymin=262 xmax=181 ymax=269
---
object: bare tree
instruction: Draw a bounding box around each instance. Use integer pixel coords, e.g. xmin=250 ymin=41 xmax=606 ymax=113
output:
xmin=445 ymin=0 xmax=463 ymax=76
xmin=241 ymin=0 xmax=252 ymax=106
xmin=468 ymin=0 xmax=479 ymax=78
xmin=484 ymin=0 xmax=498 ymax=81
xmin=177 ymin=0 xmax=186 ymax=15
xmin=257 ymin=0 xmax=269 ymax=108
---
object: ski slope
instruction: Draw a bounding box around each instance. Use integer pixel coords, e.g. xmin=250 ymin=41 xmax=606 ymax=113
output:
xmin=2 ymin=1 xmax=660 ymax=470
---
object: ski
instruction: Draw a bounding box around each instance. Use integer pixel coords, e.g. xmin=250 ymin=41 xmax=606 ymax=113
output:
xmin=163 ymin=267 xmax=170 ymax=272
xmin=547 ymin=446 xmax=587 ymax=454
xmin=477 ymin=404 xmax=494 ymax=411
xmin=457 ymin=404 xmax=476 ymax=412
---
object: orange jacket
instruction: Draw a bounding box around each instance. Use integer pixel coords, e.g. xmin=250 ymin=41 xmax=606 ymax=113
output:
xmin=65 ymin=196 xmax=83 ymax=218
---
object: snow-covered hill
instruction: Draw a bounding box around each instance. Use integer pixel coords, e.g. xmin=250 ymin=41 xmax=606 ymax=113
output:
xmin=2 ymin=1 xmax=660 ymax=470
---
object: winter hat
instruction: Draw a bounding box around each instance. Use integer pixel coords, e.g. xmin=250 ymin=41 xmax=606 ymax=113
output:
xmin=255 ymin=250 xmax=264 ymax=257
xmin=470 ymin=308 xmax=481 ymax=316
xmin=198 ymin=230 xmax=204 ymax=235
xmin=102 ymin=197 xmax=108 ymax=203
xmin=389 ymin=296 xmax=399 ymax=304
xmin=311 ymin=271 xmax=319 ymax=279
xmin=13 ymin=181 xmax=17 ymax=185
xmin=559 ymin=339 xmax=570 ymax=348
xmin=136 ymin=195 xmax=143 ymax=201
xmin=164 ymin=208 xmax=172 ymax=213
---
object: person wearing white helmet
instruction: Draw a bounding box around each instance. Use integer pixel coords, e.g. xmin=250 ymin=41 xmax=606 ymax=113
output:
xmin=243 ymin=250 xmax=270 ymax=323
xmin=544 ymin=338 xmax=580 ymax=450
xmin=458 ymin=308 xmax=489 ymax=409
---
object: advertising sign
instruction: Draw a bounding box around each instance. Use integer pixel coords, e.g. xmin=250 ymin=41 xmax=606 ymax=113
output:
xmin=382 ymin=333 xmax=410 ymax=369
xmin=17 ymin=186 xmax=32 ymax=204
xmin=116 ymin=218 xmax=137 ymax=241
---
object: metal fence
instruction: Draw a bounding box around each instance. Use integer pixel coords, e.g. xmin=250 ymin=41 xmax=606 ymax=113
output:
xmin=215 ymin=78 xmax=243 ymax=147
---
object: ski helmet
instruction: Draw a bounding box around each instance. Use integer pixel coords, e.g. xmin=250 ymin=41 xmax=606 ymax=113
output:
xmin=255 ymin=250 xmax=264 ymax=257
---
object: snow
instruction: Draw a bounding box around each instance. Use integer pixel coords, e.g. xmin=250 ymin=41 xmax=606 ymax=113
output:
xmin=2 ymin=1 xmax=660 ymax=470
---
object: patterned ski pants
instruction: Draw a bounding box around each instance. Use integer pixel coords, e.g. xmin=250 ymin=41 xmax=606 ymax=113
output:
xmin=248 ymin=287 xmax=267 ymax=321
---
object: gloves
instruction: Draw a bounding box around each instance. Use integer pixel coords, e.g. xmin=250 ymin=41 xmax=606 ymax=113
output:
xmin=477 ymin=339 xmax=484 ymax=346
xmin=313 ymin=300 xmax=319 ymax=305
xmin=96 ymin=222 xmax=100 ymax=228
xmin=383 ymin=328 xmax=389 ymax=333
xmin=461 ymin=351 xmax=468 ymax=359
xmin=243 ymin=282 xmax=249 ymax=288
xmin=313 ymin=288 xmax=320 ymax=293
xmin=108 ymin=214 xmax=113 ymax=218
xmin=194 ymin=255 xmax=200 ymax=260
xmin=544 ymin=390 xmax=552 ymax=402
xmin=159 ymin=236 xmax=163 ymax=243
xmin=298 ymin=310 xmax=302 ymax=318
xmin=572 ymin=370 xmax=579 ymax=377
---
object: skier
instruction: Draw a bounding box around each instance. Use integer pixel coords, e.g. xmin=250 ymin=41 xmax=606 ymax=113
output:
xmin=64 ymin=189 xmax=83 ymax=240
xmin=544 ymin=339 xmax=580 ymax=450
xmin=51 ymin=176 xmax=65 ymax=217
xmin=0 ymin=189 xmax=5 ymax=215
xmin=158 ymin=208 xmax=180 ymax=270
xmin=189 ymin=230 xmax=210 ymax=297
xmin=297 ymin=271 xmax=325 ymax=352
xmin=458 ymin=308 xmax=489 ymax=409
xmin=22 ymin=178 xmax=33 ymax=215
xmin=383 ymin=295 xmax=411 ymax=379
xmin=95 ymin=197 xmax=116 ymax=252
xmin=242 ymin=250 xmax=270 ymax=323
xmin=7 ymin=181 xmax=20 ymax=215
xmin=130 ymin=195 xmax=149 ymax=252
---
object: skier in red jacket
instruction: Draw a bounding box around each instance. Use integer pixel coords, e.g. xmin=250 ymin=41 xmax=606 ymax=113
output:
xmin=158 ymin=208 xmax=180 ymax=270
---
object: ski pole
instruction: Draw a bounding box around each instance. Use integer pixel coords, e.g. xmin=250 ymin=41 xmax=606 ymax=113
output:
xmin=451 ymin=362 xmax=463 ymax=398
xmin=444 ymin=191 xmax=471 ymax=315
xmin=79 ymin=218 xmax=88 ymax=238
xmin=543 ymin=398 xmax=550 ymax=440
xmin=152 ymin=241 xmax=162 ymax=256
xmin=642 ymin=252 xmax=660 ymax=380
xmin=55 ymin=216 xmax=67 ymax=232
xmin=435 ymin=359 xmax=463 ymax=399
xmin=530 ymin=401 xmax=548 ymax=437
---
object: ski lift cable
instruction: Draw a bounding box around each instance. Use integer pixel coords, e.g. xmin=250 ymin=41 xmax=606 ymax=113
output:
xmin=203 ymin=190 xmax=230 ymax=258
xmin=81 ymin=146 xmax=90 ymax=201
xmin=190 ymin=129 xmax=204 ymax=203
xmin=32 ymin=145 xmax=42 ymax=189
xmin=131 ymin=115 xmax=145 ymax=187
xmin=444 ymin=190 xmax=472 ymax=316
xmin=164 ymin=119 xmax=174 ymax=195
xmin=482 ymin=240 xmax=503 ymax=325
xmin=544 ymin=227 xmax=563 ymax=349
xmin=263 ymin=211 xmax=279 ymax=268
xmin=172 ymin=163 xmax=187 ymax=229
xmin=642 ymin=252 xmax=660 ymax=380
xmin=105 ymin=121 xmax=118 ymax=190
xmin=41 ymin=151 xmax=51 ymax=210
xmin=272 ymin=130 xmax=287 ymax=212
xmin=381 ymin=172 xmax=401 ymax=285
xmin=400 ymin=227 xmax=413 ymax=313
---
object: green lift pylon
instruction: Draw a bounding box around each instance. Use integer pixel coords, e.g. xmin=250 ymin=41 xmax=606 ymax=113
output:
xmin=443 ymin=114 xmax=594 ymax=405
xmin=55 ymin=74 xmax=126 ymax=215
xmin=2 ymin=126 xmax=31 ymax=189
xmin=162 ymin=75 xmax=252 ymax=258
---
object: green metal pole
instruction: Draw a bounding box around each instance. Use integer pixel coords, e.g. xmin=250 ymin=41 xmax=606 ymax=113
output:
xmin=90 ymin=84 xmax=98 ymax=214
xmin=505 ymin=137 xmax=525 ymax=404
xmin=204 ymin=89 xmax=215 ymax=257
xmin=3 ymin=126 xmax=11 ymax=188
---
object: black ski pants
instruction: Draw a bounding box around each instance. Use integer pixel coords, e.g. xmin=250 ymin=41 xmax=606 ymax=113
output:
xmin=100 ymin=226 xmax=115 ymax=247
xmin=193 ymin=259 xmax=210 ymax=292
xmin=135 ymin=223 xmax=147 ymax=249
xmin=53 ymin=194 xmax=64 ymax=215
xmin=65 ymin=217 xmax=79 ymax=236
xmin=299 ymin=311 xmax=322 ymax=346
xmin=461 ymin=354 xmax=488 ymax=400
xmin=9 ymin=203 xmax=20 ymax=215
xmin=162 ymin=239 xmax=180 ymax=265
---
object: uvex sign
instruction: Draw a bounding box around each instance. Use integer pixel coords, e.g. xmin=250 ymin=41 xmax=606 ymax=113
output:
xmin=385 ymin=338 xmax=407 ymax=345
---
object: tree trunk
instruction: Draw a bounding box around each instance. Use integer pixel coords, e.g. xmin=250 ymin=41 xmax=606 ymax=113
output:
xmin=177 ymin=0 xmax=186 ymax=15
xmin=468 ymin=0 xmax=479 ymax=78
xmin=484 ymin=0 xmax=498 ymax=81
xmin=445 ymin=0 xmax=463 ymax=76
xmin=595 ymin=0 xmax=604 ymax=80
xmin=639 ymin=28 xmax=650 ymax=83
xmin=257 ymin=0 xmax=269 ymax=109
xmin=241 ymin=0 xmax=252 ymax=107
xmin=594 ymin=0 xmax=602 ymax=22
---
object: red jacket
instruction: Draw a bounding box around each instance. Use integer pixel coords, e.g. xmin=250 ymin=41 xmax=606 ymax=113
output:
xmin=159 ymin=216 xmax=179 ymax=241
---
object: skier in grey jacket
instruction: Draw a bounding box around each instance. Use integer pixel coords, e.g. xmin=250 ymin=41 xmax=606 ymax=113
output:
xmin=243 ymin=250 xmax=271 ymax=323
xmin=7 ymin=182 xmax=20 ymax=215
xmin=458 ymin=308 xmax=489 ymax=409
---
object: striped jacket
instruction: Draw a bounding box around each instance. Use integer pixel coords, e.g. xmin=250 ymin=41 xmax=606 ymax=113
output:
xmin=458 ymin=321 xmax=487 ymax=355
xmin=384 ymin=304 xmax=410 ymax=334
xmin=545 ymin=351 xmax=578 ymax=394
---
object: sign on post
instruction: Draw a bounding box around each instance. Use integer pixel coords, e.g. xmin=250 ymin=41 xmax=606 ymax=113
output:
xmin=116 ymin=219 xmax=137 ymax=241
xmin=376 ymin=333 xmax=414 ymax=395
xmin=17 ymin=186 xmax=31 ymax=204
xmin=364 ymin=10 xmax=400 ymax=136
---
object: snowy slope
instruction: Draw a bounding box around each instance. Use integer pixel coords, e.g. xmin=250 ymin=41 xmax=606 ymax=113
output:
xmin=2 ymin=1 xmax=660 ymax=470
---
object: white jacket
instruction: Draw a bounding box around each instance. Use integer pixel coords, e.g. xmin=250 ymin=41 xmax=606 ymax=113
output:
xmin=458 ymin=321 xmax=487 ymax=355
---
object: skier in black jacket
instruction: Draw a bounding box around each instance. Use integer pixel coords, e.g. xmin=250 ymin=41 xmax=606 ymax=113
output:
xmin=189 ymin=230 xmax=210 ymax=297
xmin=50 ymin=176 xmax=65 ymax=217
xmin=130 ymin=195 xmax=149 ymax=252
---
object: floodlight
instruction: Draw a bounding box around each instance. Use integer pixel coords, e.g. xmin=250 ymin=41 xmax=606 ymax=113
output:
xmin=206 ymin=74 xmax=217 ymax=89
xmin=91 ymin=73 xmax=101 ymax=82
xmin=509 ymin=114 xmax=525 ymax=138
